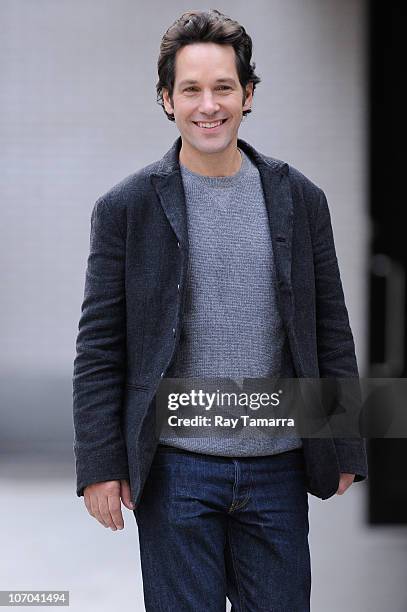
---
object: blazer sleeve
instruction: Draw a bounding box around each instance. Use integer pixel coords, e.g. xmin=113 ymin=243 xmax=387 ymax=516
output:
xmin=312 ymin=188 xmax=368 ymax=482
xmin=72 ymin=196 xmax=129 ymax=497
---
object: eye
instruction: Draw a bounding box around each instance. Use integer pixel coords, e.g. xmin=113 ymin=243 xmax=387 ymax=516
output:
xmin=183 ymin=85 xmax=231 ymax=92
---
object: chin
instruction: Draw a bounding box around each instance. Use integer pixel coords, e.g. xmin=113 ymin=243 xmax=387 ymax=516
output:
xmin=195 ymin=136 xmax=231 ymax=152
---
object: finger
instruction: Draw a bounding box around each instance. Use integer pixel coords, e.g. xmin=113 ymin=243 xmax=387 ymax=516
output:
xmin=120 ymin=480 xmax=134 ymax=510
xmin=90 ymin=497 xmax=109 ymax=528
xmin=108 ymin=494 xmax=124 ymax=530
xmin=99 ymin=496 xmax=118 ymax=531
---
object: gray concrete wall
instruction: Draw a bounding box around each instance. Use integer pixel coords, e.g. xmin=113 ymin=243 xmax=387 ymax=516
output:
xmin=1 ymin=0 xmax=367 ymax=445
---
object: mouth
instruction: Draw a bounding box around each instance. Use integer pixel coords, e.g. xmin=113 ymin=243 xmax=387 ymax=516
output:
xmin=192 ymin=118 xmax=228 ymax=132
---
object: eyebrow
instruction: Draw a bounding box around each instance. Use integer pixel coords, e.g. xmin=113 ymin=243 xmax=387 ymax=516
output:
xmin=178 ymin=78 xmax=237 ymax=87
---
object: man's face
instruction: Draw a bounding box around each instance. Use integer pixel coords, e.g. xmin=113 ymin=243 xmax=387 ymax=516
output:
xmin=162 ymin=42 xmax=253 ymax=157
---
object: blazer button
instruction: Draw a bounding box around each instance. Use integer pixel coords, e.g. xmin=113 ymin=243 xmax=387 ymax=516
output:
xmin=177 ymin=283 xmax=180 ymax=291
xmin=177 ymin=241 xmax=181 ymax=248
xmin=172 ymin=327 xmax=176 ymax=336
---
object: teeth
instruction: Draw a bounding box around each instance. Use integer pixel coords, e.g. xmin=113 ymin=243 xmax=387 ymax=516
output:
xmin=196 ymin=120 xmax=224 ymax=128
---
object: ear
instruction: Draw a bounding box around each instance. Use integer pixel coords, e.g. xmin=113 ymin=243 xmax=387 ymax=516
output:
xmin=242 ymin=82 xmax=254 ymax=112
xmin=162 ymin=88 xmax=174 ymax=115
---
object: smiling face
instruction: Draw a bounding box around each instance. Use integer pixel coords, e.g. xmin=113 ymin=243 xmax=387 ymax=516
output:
xmin=162 ymin=42 xmax=253 ymax=171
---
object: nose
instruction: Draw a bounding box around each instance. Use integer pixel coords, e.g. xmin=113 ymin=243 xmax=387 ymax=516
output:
xmin=198 ymin=90 xmax=220 ymax=115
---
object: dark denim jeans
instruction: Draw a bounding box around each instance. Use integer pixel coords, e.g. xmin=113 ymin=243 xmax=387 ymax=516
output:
xmin=133 ymin=445 xmax=311 ymax=611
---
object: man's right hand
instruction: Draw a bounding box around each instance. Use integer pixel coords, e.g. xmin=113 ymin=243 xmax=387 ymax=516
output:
xmin=83 ymin=479 xmax=134 ymax=531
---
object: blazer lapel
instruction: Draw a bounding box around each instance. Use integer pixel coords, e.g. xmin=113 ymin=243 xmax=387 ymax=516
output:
xmin=150 ymin=138 xmax=189 ymax=254
xmin=239 ymin=139 xmax=295 ymax=324
xmin=151 ymin=170 xmax=189 ymax=253
xmin=256 ymin=163 xmax=294 ymax=319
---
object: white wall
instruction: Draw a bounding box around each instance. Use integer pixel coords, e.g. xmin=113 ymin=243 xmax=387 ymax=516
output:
xmin=1 ymin=0 xmax=367 ymax=413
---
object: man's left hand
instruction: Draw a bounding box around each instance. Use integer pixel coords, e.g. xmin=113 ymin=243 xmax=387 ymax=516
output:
xmin=336 ymin=473 xmax=355 ymax=495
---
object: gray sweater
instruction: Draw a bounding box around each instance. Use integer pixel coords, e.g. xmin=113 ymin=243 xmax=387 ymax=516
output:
xmin=159 ymin=147 xmax=302 ymax=456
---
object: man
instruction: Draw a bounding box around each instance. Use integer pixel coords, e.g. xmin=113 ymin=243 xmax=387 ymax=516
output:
xmin=73 ymin=9 xmax=368 ymax=611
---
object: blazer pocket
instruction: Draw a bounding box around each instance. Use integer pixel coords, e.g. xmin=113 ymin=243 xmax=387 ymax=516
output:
xmin=126 ymin=382 xmax=151 ymax=391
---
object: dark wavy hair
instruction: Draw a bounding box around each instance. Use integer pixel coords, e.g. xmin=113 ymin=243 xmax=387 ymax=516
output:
xmin=156 ymin=9 xmax=261 ymax=121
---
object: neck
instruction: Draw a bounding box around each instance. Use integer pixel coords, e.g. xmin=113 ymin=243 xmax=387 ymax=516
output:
xmin=179 ymin=140 xmax=242 ymax=177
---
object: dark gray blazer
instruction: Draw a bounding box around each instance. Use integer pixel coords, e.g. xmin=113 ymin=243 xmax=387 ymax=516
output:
xmin=73 ymin=136 xmax=368 ymax=503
